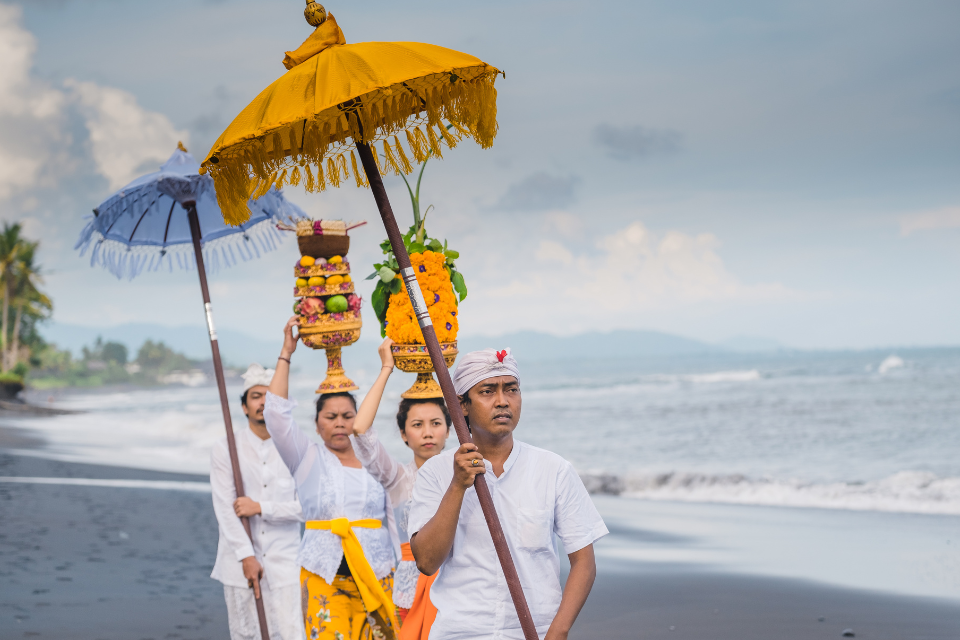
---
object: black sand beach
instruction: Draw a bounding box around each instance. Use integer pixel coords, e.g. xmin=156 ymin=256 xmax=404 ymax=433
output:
xmin=3 ymin=444 xmax=960 ymax=640
xmin=575 ymin=563 xmax=960 ymax=640
xmin=0 ymin=450 xmax=227 ymax=640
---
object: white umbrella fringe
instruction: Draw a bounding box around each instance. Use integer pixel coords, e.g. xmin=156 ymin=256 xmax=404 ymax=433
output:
xmin=75 ymin=147 xmax=305 ymax=280
xmin=77 ymin=215 xmax=286 ymax=280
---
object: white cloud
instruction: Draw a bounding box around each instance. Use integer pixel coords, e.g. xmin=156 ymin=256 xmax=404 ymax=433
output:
xmin=588 ymin=222 xmax=745 ymax=306
xmin=0 ymin=5 xmax=61 ymax=118
xmin=0 ymin=4 xmax=188 ymax=201
xmin=0 ymin=3 xmax=65 ymax=199
xmin=535 ymin=240 xmax=573 ymax=265
xmin=473 ymin=220 xmax=788 ymax=335
xmin=0 ymin=140 xmax=46 ymax=201
xmin=899 ymin=206 xmax=960 ymax=236
xmin=67 ymin=80 xmax=188 ymax=190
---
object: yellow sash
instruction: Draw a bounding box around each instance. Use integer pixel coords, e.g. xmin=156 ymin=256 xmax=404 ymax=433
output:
xmin=306 ymin=518 xmax=400 ymax=630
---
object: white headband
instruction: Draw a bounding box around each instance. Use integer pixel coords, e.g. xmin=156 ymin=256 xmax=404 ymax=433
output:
xmin=242 ymin=363 xmax=274 ymax=392
xmin=452 ymin=348 xmax=520 ymax=396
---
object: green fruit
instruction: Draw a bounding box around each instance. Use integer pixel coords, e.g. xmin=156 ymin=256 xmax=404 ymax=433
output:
xmin=325 ymin=295 xmax=348 ymax=313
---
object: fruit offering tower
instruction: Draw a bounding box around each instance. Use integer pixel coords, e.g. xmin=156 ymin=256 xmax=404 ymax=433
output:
xmin=292 ymin=219 xmax=364 ymax=393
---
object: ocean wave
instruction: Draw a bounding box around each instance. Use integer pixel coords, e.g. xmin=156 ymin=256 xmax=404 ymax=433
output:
xmin=878 ymin=355 xmax=905 ymax=375
xmin=677 ymin=369 xmax=761 ymax=384
xmin=579 ymin=470 xmax=960 ymax=515
xmin=630 ymin=369 xmax=763 ymax=385
xmin=527 ymin=369 xmax=762 ymax=399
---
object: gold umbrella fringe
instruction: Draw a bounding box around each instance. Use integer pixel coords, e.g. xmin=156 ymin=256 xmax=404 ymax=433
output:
xmin=206 ymin=67 xmax=499 ymax=226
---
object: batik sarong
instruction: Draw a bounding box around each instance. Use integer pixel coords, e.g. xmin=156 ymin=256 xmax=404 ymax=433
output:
xmin=301 ymin=568 xmax=397 ymax=640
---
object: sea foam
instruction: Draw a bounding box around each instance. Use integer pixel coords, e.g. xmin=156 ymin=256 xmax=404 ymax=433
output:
xmin=580 ymin=469 xmax=960 ymax=515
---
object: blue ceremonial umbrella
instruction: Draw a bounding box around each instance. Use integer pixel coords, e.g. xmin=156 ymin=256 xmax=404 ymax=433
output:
xmin=77 ymin=144 xmax=303 ymax=279
xmin=75 ymin=144 xmax=303 ymax=637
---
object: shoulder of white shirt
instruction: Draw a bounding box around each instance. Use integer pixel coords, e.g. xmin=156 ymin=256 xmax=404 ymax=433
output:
xmin=513 ymin=441 xmax=571 ymax=467
xmin=417 ymin=440 xmax=573 ymax=476
xmin=212 ymin=428 xmax=276 ymax=449
xmin=416 ymin=446 xmax=455 ymax=476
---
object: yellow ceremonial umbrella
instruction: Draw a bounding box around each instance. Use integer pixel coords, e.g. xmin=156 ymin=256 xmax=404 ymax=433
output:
xmin=201 ymin=8 xmax=498 ymax=227
xmin=200 ymin=4 xmax=537 ymax=639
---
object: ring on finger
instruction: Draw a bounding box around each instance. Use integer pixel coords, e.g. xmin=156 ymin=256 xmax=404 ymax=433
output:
xmin=471 ymin=458 xmax=481 ymax=467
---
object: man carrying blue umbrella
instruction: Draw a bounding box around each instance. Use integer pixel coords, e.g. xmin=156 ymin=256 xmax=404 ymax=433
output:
xmin=211 ymin=364 xmax=305 ymax=640
xmin=77 ymin=145 xmax=307 ymax=639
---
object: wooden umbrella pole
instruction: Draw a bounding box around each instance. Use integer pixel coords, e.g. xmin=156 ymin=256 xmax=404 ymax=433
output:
xmin=186 ymin=203 xmax=271 ymax=640
xmin=354 ymin=143 xmax=539 ymax=640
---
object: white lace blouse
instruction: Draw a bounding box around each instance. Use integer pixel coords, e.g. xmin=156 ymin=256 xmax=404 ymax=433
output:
xmin=353 ymin=427 xmax=421 ymax=607
xmin=352 ymin=428 xmax=419 ymax=536
xmin=264 ymin=392 xmax=400 ymax=584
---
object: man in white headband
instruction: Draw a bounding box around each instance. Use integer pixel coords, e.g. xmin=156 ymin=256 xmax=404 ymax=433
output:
xmin=409 ymin=348 xmax=608 ymax=640
xmin=210 ymin=364 xmax=304 ymax=640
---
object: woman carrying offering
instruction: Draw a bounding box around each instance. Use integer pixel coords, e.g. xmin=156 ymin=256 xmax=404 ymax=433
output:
xmin=352 ymin=338 xmax=451 ymax=640
xmin=265 ymin=317 xmax=400 ymax=640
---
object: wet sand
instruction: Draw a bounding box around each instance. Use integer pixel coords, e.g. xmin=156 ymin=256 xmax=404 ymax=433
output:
xmin=0 ymin=451 xmax=227 ymax=640
xmin=3 ymin=445 xmax=960 ymax=639
xmin=574 ymin=561 xmax=960 ymax=639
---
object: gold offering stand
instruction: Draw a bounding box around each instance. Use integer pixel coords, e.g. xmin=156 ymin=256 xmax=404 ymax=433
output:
xmin=295 ymin=233 xmax=362 ymax=394
xmin=392 ymin=341 xmax=458 ymax=398
xmin=300 ymin=325 xmax=362 ymax=393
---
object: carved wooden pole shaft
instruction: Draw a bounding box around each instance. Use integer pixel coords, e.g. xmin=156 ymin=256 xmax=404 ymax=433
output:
xmin=186 ymin=203 xmax=271 ymax=640
xmin=354 ymin=142 xmax=539 ymax=640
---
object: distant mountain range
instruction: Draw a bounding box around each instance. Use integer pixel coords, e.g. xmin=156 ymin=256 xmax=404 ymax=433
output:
xmin=40 ymin=322 xmax=785 ymax=367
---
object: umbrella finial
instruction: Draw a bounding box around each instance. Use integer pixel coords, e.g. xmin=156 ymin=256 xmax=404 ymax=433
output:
xmin=304 ymin=1 xmax=327 ymax=27
xmin=177 ymin=141 xmax=188 ymax=152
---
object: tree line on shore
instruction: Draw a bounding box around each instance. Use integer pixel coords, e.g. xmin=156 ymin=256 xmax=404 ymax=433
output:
xmin=0 ymin=222 xmax=211 ymax=389
xmin=30 ymin=337 xmax=210 ymax=388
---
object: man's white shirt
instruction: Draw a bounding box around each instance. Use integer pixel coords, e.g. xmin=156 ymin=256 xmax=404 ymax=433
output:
xmin=408 ymin=440 xmax=608 ymax=640
xmin=210 ymin=428 xmax=304 ymax=590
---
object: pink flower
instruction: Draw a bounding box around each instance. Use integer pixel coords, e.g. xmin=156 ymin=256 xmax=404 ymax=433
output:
xmin=346 ymin=294 xmax=363 ymax=311
xmin=300 ymin=297 xmax=323 ymax=315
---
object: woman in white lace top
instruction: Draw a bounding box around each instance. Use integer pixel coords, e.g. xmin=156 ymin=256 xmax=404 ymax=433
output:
xmin=265 ymin=318 xmax=401 ymax=640
xmin=352 ymin=338 xmax=451 ymax=639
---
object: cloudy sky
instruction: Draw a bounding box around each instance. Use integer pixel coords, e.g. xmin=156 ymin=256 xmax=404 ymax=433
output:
xmin=2 ymin=0 xmax=959 ymax=350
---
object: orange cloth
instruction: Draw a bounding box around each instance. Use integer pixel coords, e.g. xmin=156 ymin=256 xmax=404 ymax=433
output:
xmin=282 ymin=14 xmax=346 ymax=70
xmin=398 ymin=545 xmax=437 ymax=640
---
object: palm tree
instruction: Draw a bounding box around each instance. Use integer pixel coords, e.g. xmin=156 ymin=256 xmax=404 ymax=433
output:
xmin=0 ymin=223 xmax=25 ymax=371
xmin=8 ymin=242 xmax=50 ymax=371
